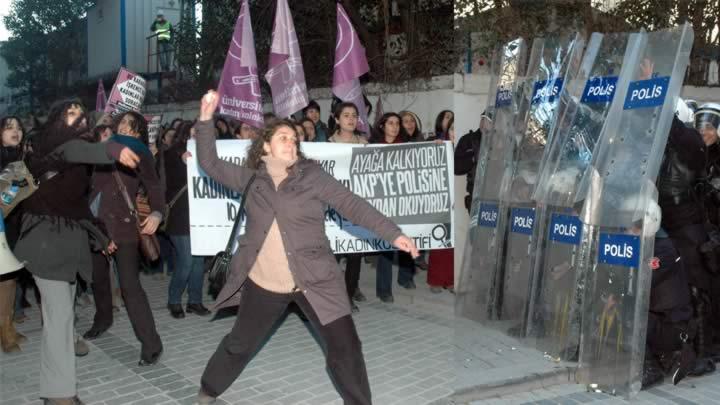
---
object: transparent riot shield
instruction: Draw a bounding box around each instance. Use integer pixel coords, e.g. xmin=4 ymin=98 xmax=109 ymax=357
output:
xmin=575 ymin=23 xmax=693 ymax=397
xmin=526 ymin=32 xmax=635 ymax=359
xmin=456 ymin=38 xmax=528 ymax=322
xmin=494 ymin=33 xmax=585 ymax=336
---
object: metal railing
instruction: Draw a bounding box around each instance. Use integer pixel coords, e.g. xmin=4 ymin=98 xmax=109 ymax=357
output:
xmin=684 ymin=56 xmax=720 ymax=87
xmin=146 ymin=32 xmax=174 ymax=74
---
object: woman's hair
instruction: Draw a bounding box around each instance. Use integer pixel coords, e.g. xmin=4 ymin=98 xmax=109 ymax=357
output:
xmin=174 ymin=120 xmax=194 ymax=145
xmin=170 ymin=118 xmax=183 ymax=129
xmin=333 ymin=102 xmax=358 ymax=119
xmin=443 ymin=116 xmax=455 ymax=140
xmin=32 ymin=99 xmax=90 ymax=156
xmin=214 ymin=117 xmax=229 ymax=133
xmin=245 ymin=119 xmax=305 ymax=169
xmin=370 ymin=112 xmax=404 ymax=143
xmin=300 ymin=117 xmax=314 ymax=127
xmin=115 ymin=111 xmax=149 ymax=145
xmin=0 ymin=116 xmax=26 ymax=138
xmin=434 ymin=110 xmax=453 ymax=135
xmin=399 ymin=110 xmax=422 ymax=140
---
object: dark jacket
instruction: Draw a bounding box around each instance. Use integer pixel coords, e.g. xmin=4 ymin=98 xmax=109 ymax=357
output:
xmin=15 ymin=140 xmax=121 ymax=282
xmin=91 ymin=136 xmax=165 ymax=244
xmin=163 ymin=141 xmax=189 ymax=235
xmin=194 ymin=119 xmax=403 ymax=325
xmin=455 ymin=129 xmax=482 ymax=210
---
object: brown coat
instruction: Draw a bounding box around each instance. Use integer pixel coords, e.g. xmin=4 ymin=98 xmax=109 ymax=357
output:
xmin=194 ymin=120 xmax=403 ymax=325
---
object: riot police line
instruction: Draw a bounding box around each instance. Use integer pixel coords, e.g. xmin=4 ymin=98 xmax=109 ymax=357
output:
xmin=455 ymin=23 xmax=720 ymax=397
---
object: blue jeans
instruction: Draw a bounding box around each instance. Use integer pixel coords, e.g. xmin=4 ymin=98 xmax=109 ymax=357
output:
xmin=158 ymin=40 xmax=172 ymax=71
xmin=168 ymin=235 xmax=205 ymax=305
xmin=376 ymin=251 xmax=415 ymax=297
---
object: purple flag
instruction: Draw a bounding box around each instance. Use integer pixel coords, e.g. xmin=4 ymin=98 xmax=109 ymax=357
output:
xmin=332 ymin=3 xmax=370 ymax=133
xmin=217 ymin=0 xmax=263 ymax=128
xmin=264 ymin=0 xmax=308 ymax=119
xmin=95 ymin=79 xmax=106 ymax=112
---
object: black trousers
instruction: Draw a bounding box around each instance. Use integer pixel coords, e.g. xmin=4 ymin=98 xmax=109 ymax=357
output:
xmin=90 ymin=242 xmax=163 ymax=359
xmin=338 ymin=253 xmax=363 ymax=298
xmin=200 ymin=280 xmax=372 ymax=405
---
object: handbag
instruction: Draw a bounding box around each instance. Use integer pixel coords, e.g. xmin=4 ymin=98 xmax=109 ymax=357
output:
xmin=207 ymin=173 xmax=256 ymax=299
xmin=159 ymin=184 xmax=187 ymax=233
xmin=112 ymin=170 xmax=161 ymax=262
xmin=0 ymin=161 xmax=37 ymax=216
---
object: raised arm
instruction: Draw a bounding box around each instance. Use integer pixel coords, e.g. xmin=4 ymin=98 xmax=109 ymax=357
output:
xmin=194 ymin=91 xmax=255 ymax=192
xmin=58 ymin=139 xmax=139 ymax=169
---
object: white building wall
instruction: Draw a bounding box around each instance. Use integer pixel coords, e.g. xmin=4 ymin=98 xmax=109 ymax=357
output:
xmin=87 ymin=0 xmax=181 ymax=78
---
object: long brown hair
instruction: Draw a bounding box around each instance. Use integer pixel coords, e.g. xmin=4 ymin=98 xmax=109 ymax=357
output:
xmin=245 ymin=119 xmax=305 ymax=169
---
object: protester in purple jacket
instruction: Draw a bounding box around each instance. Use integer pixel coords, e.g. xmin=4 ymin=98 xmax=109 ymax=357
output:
xmin=194 ymin=90 xmax=419 ymax=405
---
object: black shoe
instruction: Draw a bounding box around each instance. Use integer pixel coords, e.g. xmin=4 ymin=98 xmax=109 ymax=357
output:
xmin=398 ymin=280 xmax=416 ymax=290
xmin=82 ymin=325 xmax=110 ymax=340
xmin=138 ymin=349 xmax=163 ymax=367
xmin=379 ymin=295 xmax=394 ymax=303
xmin=168 ymin=304 xmax=185 ymax=319
xmin=186 ymin=303 xmax=210 ymax=316
xmin=353 ymin=289 xmax=367 ymax=302
xmin=688 ymin=357 xmax=716 ymax=377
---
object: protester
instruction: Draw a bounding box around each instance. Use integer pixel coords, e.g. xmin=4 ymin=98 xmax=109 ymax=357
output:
xmin=192 ymin=90 xmax=419 ymax=405
xmin=300 ymin=117 xmax=316 ymax=141
xmin=169 ymin=118 xmax=183 ymax=130
xmin=399 ymin=110 xmax=424 ymax=142
xmin=302 ymin=100 xmax=328 ymax=142
xmin=164 ymin=121 xmax=209 ymax=319
xmin=234 ymin=122 xmax=258 ymax=140
xmin=161 ymin=128 xmax=176 ymax=147
xmin=369 ymin=113 xmax=417 ymax=302
xmin=294 ymin=122 xmax=306 ymax=142
xmin=214 ymin=117 xmax=233 ymax=140
xmin=432 ymin=110 xmax=454 ymax=140
xmin=84 ymin=111 xmax=165 ymax=368
xmin=150 ymin=11 xmax=173 ymax=72
xmin=0 ymin=116 xmax=27 ymax=353
xmin=13 ymin=100 xmax=140 ymax=404
xmin=427 ymin=116 xmax=455 ymax=293
xmin=329 ymin=102 xmax=368 ymax=311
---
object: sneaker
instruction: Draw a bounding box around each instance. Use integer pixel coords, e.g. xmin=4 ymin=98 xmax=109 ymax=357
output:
xmin=398 ymin=280 xmax=416 ymax=290
xmin=353 ymin=289 xmax=367 ymax=302
xmin=14 ymin=313 xmax=27 ymax=324
xmin=351 ymin=301 xmax=360 ymax=313
xmin=379 ymin=295 xmax=394 ymax=303
xmin=186 ymin=303 xmax=211 ymax=316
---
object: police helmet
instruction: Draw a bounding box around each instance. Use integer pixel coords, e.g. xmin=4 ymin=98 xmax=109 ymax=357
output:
xmin=695 ymin=103 xmax=720 ymax=132
xmin=675 ymin=97 xmax=694 ymax=125
xmin=685 ymin=99 xmax=699 ymax=112
xmin=620 ymin=194 xmax=661 ymax=235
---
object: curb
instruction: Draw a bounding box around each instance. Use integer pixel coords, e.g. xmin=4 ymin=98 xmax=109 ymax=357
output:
xmin=448 ymin=366 xmax=578 ymax=404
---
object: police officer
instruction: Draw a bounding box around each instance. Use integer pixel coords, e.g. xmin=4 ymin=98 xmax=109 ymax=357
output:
xmin=150 ymin=11 xmax=173 ymax=72
xmin=455 ymin=110 xmax=492 ymax=213
xmin=696 ymin=103 xmax=720 ymax=357
xmin=655 ymin=101 xmax=717 ymax=380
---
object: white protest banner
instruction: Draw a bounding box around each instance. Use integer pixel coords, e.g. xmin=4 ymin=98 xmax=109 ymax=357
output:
xmin=144 ymin=114 xmax=163 ymax=145
xmin=187 ymin=140 xmax=454 ymax=256
xmin=104 ymin=67 xmax=146 ymax=116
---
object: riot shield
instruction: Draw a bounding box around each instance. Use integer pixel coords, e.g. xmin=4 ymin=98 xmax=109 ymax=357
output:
xmin=494 ymin=33 xmax=585 ymax=335
xmin=575 ymin=23 xmax=693 ymax=397
xmin=527 ymin=32 xmax=635 ymax=359
xmin=456 ymin=38 xmax=528 ymax=322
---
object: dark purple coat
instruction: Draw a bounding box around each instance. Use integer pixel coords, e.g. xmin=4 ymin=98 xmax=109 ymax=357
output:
xmin=194 ymin=119 xmax=402 ymax=325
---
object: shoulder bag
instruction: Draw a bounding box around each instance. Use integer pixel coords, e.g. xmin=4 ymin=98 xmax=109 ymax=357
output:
xmin=112 ymin=170 xmax=161 ymax=262
xmin=207 ymin=173 xmax=257 ymax=299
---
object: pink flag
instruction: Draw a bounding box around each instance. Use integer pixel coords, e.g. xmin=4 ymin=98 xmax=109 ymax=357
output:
xmin=217 ymin=0 xmax=263 ymax=128
xmin=264 ymin=0 xmax=308 ymax=119
xmin=96 ymin=79 xmax=107 ymax=112
xmin=332 ymin=3 xmax=370 ymax=133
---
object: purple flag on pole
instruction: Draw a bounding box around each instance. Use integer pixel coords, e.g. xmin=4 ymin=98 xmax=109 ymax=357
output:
xmin=332 ymin=3 xmax=370 ymax=133
xmin=217 ymin=0 xmax=263 ymax=128
xmin=264 ymin=0 xmax=308 ymax=119
xmin=96 ymin=79 xmax=106 ymax=112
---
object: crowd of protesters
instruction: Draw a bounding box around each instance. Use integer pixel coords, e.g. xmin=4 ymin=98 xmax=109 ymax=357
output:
xmin=0 ymin=91 xmax=461 ymax=404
